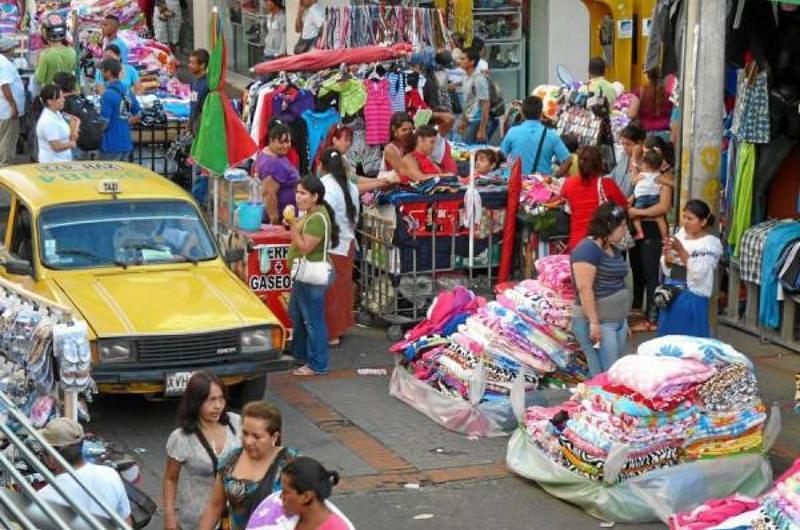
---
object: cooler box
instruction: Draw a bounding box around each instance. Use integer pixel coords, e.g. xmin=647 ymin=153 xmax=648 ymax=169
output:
xmin=233 ymin=225 xmax=293 ymax=337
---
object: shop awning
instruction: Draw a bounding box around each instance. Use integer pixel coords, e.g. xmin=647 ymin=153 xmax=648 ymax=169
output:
xmin=253 ymin=43 xmax=414 ymax=75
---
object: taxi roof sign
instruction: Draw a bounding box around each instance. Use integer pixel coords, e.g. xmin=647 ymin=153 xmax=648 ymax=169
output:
xmin=97 ymin=179 xmax=121 ymax=195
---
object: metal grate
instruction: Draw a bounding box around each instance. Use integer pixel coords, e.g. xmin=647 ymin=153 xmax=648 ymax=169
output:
xmin=136 ymin=330 xmax=241 ymax=365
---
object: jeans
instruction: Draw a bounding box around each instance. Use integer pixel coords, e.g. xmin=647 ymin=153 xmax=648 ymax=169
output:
xmin=288 ymin=280 xmax=331 ymax=374
xmin=463 ymin=118 xmax=498 ymax=144
xmin=191 ymin=164 xmax=208 ymax=206
xmin=98 ymin=151 xmax=131 ymax=161
xmin=572 ymin=316 xmax=628 ymax=376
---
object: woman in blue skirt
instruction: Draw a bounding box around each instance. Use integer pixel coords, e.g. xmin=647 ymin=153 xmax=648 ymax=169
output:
xmin=657 ymin=200 xmax=722 ymax=338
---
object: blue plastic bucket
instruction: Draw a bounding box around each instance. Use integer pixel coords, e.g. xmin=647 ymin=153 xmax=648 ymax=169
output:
xmin=236 ymin=202 xmax=264 ymax=231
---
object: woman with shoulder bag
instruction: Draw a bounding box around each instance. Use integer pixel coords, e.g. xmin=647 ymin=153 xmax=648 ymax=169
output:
xmin=570 ymin=203 xmax=633 ymax=376
xmin=656 ymin=199 xmax=722 ymax=338
xmin=198 ymin=401 xmax=298 ymax=530
xmin=287 ymin=176 xmax=340 ymax=376
xmin=163 ymin=372 xmax=241 ymax=530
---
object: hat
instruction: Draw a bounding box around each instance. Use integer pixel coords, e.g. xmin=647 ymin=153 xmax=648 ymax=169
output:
xmin=0 ymin=38 xmax=17 ymax=52
xmin=39 ymin=418 xmax=84 ymax=447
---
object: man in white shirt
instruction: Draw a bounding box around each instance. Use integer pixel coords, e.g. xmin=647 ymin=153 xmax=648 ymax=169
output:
xmin=294 ymin=0 xmax=324 ymax=54
xmin=38 ymin=418 xmax=133 ymax=525
xmin=0 ymin=38 xmax=24 ymax=167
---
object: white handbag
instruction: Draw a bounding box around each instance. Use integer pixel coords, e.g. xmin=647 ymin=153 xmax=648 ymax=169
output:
xmin=291 ymin=212 xmax=333 ymax=286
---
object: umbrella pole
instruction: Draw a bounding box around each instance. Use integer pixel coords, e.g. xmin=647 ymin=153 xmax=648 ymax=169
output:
xmin=213 ymin=176 xmax=220 ymax=237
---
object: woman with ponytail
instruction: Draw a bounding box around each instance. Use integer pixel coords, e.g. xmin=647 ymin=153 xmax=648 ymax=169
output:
xmin=280 ymin=457 xmax=351 ymax=530
xmin=287 ymin=176 xmax=340 ymax=376
xmin=319 ymin=148 xmax=359 ymax=346
xmin=657 ymin=199 xmax=722 ymax=338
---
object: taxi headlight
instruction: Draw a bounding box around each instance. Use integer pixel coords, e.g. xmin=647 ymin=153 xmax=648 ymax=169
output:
xmin=240 ymin=328 xmax=271 ymax=354
xmin=98 ymin=340 xmax=132 ymax=363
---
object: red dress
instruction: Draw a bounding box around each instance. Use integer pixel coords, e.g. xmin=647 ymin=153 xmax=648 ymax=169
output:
xmin=561 ymin=174 xmax=628 ymax=250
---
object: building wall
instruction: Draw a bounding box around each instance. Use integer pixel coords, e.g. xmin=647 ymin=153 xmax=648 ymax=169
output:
xmin=528 ymin=0 xmax=591 ymax=91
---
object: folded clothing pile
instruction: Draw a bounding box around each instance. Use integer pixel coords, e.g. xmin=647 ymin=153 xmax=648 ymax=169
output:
xmin=669 ymin=457 xmax=800 ymax=530
xmin=523 ymin=335 xmax=767 ymax=484
xmin=392 ymin=255 xmax=587 ymax=403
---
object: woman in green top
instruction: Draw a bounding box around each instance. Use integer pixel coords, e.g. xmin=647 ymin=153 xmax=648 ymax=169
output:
xmin=287 ymin=176 xmax=340 ymax=376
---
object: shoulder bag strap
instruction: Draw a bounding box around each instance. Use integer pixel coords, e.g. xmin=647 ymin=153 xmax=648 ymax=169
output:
xmin=597 ymin=176 xmax=609 ymax=204
xmin=195 ymin=430 xmax=220 ymax=475
xmin=301 ymin=211 xmax=329 ymax=261
xmin=531 ymin=126 xmax=547 ymax=173
xmin=242 ymin=448 xmax=288 ymax=524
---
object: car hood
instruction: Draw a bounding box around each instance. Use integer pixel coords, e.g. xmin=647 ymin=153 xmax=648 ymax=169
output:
xmin=54 ymin=266 xmax=274 ymax=337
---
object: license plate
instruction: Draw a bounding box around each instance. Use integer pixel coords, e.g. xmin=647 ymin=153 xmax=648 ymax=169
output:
xmin=164 ymin=371 xmax=194 ymax=396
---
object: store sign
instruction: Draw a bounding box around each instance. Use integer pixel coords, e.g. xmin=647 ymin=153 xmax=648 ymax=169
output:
xmin=248 ymin=245 xmax=292 ymax=292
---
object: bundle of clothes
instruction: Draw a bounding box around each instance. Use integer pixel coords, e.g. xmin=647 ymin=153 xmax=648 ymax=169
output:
xmin=669 ymin=457 xmax=800 ymax=530
xmin=523 ymin=335 xmax=767 ymax=484
xmin=391 ymin=255 xmax=587 ymax=403
xmin=0 ymin=0 xmax=21 ymax=38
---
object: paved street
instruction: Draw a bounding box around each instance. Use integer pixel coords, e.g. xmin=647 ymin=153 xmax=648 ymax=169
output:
xmin=88 ymin=324 xmax=800 ymax=530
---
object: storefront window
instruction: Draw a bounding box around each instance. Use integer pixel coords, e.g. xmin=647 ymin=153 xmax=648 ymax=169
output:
xmin=221 ymin=0 xmax=284 ymax=76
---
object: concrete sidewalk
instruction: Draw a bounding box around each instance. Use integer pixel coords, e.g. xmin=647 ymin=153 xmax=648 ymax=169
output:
xmin=90 ymin=324 xmax=800 ymax=530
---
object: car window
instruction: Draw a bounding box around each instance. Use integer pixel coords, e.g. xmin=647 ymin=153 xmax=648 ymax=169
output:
xmin=9 ymin=203 xmax=33 ymax=262
xmin=38 ymin=200 xmax=218 ymax=270
xmin=0 ymin=186 xmax=11 ymax=247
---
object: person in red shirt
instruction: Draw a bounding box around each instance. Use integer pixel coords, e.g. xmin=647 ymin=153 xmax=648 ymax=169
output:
xmin=400 ymin=124 xmax=455 ymax=183
xmin=561 ymin=145 xmax=628 ymax=250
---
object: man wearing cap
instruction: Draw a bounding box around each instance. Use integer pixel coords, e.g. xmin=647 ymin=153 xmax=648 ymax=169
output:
xmin=0 ymin=38 xmax=24 ymax=167
xmin=37 ymin=418 xmax=132 ymax=525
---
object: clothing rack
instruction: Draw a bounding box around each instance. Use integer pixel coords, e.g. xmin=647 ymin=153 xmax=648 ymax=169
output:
xmin=317 ymin=5 xmax=451 ymax=51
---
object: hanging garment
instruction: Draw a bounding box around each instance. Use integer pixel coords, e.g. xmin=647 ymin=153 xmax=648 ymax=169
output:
xmin=759 ymin=222 xmax=800 ymax=328
xmin=363 ymin=78 xmax=392 ymax=145
xmin=728 ymin=142 xmax=756 ymax=255
xmin=387 ymin=72 xmax=407 ymax=112
xmin=731 ymin=67 xmax=771 ymax=144
xmin=301 ymin=108 xmax=341 ymax=167
xmin=738 ymin=219 xmax=781 ymax=284
xmin=318 ymin=78 xmax=367 ymax=118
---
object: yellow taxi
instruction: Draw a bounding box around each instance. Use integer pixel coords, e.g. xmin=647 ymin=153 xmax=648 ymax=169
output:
xmin=0 ymin=161 xmax=288 ymax=403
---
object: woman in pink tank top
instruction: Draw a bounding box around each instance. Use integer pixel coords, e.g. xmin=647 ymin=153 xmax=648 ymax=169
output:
xmin=400 ymin=124 xmax=454 ymax=183
xmin=280 ymin=457 xmax=352 ymax=530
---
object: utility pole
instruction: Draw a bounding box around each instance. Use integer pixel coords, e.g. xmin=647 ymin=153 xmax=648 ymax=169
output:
xmin=677 ymin=0 xmax=726 ymax=335
xmin=678 ymin=0 xmax=726 ymax=213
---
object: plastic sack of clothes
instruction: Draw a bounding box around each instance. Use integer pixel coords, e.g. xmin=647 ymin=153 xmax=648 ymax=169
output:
xmin=506 ymin=425 xmax=774 ymax=524
xmin=390 ymin=362 xmax=571 ymax=437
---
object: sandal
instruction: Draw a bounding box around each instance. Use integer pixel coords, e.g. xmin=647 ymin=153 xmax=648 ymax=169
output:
xmin=292 ymin=365 xmax=317 ymax=376
xmin=630 ymin=321 xmax=657 ymax=333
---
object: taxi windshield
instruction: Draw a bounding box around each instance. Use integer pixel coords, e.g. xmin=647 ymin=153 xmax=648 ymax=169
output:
xmin=39 ymin=200 xmax=217 ymax=269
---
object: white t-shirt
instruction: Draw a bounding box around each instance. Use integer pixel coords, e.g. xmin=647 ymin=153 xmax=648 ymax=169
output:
xmin=36 ymin=108 xmax=72 ymax=163
xmin=660 ymin=228 xmax=723 ymax=298
xmin=0 ymin=55 xmax=25 ymax=120
xmin=321 ymin=173 xmax=359 ymax=256
xmin=301 ymin=4 xmax=325 ymax=40
xmin=478 ymin=58 xmax=489 ymax=73
xmin=264 ymin=10 xmax=287 ymax=57
xmin=634 ymin=171 xmax=661 ymax=198
xmin=39 ymin=463 xmax=131 ymax=520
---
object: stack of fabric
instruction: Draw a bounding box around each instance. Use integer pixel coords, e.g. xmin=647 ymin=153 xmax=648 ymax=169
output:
xmin=392 ymin=255 xmax=586 ymax=405
xmin=522 ymin=335 xmax=767 ymax=484
xmin=0 ymin=0 xmax=21 ymax=38
xmin=669 ymin=457 xmax=800 ymax=530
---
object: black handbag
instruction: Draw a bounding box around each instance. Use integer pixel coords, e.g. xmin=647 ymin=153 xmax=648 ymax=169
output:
xmin=124 ymin=479 xmax=158 ymax=529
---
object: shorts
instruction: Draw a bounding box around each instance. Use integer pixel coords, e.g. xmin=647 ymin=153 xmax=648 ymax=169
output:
xmin=634 ymin=194 xmax=660 ymax=209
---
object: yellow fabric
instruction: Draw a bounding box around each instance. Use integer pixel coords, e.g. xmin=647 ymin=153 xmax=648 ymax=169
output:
xmin=437 ymin=0 xmax=473 ymax=46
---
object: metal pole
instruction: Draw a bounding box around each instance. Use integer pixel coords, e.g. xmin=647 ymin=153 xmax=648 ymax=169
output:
xmin=677 ymin=0 xmax=726 ymax=335
xmin=678 ymin=0 xmax=726 ymax=212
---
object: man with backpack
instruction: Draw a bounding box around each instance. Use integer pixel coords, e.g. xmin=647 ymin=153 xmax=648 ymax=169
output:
xmin=98 ymin=58 xmax=140 ymax=161
xmin=53 ymin=72 xmax=104 ymax=159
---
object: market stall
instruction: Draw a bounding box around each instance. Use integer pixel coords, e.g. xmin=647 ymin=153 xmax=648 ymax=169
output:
xmin=388 ymin=254 xmax=586 ymax=437
xmin=506 ymin=335 xmax=779 ymax=524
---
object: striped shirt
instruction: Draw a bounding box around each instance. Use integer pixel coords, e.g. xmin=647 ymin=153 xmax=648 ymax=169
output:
xmin=571 ymin=238 xmax=628 ymax=300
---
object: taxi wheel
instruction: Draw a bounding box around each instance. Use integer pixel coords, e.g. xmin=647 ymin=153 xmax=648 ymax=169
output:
xmin=231 ymin=375 xmax=267 ymax=408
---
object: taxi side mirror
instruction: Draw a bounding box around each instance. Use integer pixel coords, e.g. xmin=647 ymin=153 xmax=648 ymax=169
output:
xmin=2 ymin=257 xmax=33 ymax=277
xmin=224 ymin=248 xmax=245 ymax=264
